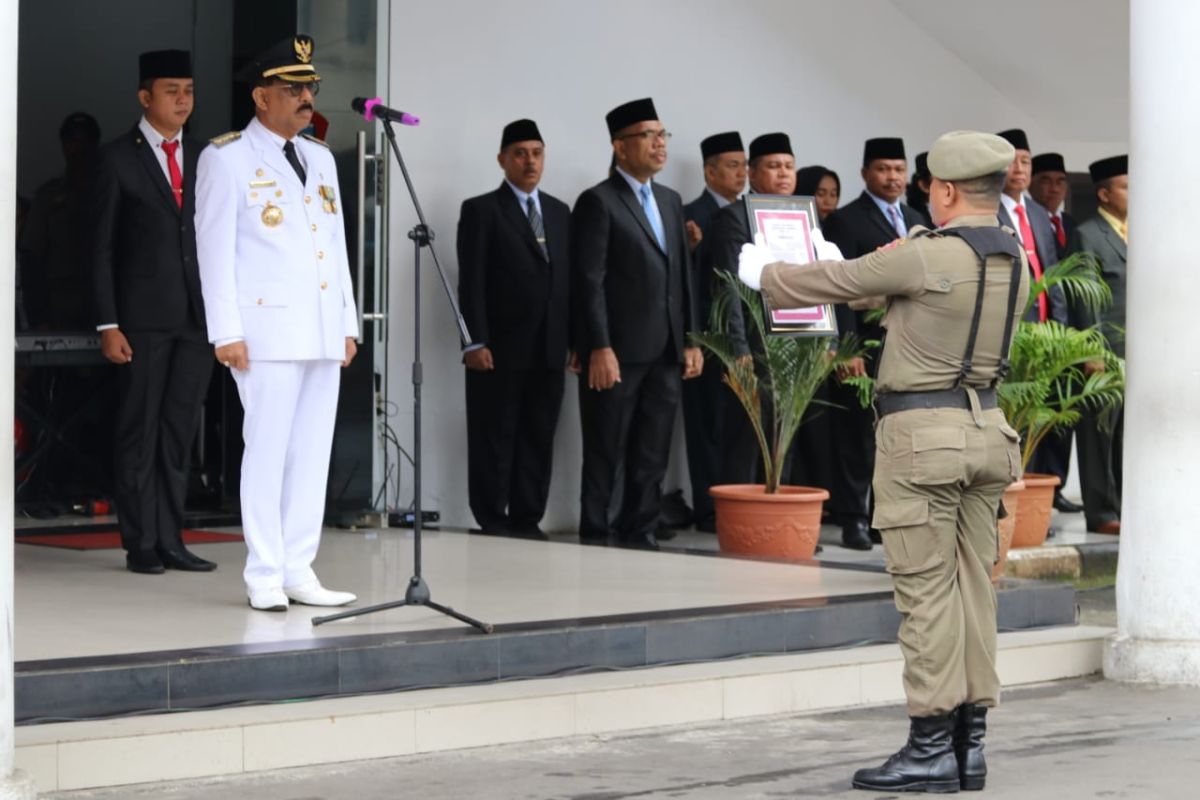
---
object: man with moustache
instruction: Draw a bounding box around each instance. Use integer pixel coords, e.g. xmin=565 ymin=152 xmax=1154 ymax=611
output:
xmin=1029 ymin=151 xmax=1083 ymax=513
xmin=683 ymin=131 xmax=746 ymax=531
xmin=706 ymin=133 xmax=797 ymax=489
xmin=1068 ymin=156 xmax=1129 ymax=535
xmin=195 ymin=35 xmax=359 ymax=610
xmin=822 ymin=138 xmax=926 ymax=551
xmin=92 ymin=49 xmax=215 ymax=575
xmin=1030 ymin=152 xmax=1075 ymax=261
xmin=572 ymin=98 xmax=703 ymax=550
xmin=457 ymin=119 xmax=570 ymax=538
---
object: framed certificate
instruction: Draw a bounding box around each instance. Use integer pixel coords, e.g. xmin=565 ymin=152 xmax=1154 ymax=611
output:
xmin=744 ymin=194 xmax=838 ymax=336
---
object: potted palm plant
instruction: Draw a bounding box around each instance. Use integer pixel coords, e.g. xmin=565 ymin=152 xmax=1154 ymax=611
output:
xmin=691 ymin=273 xmax=868 ymax=559
xmin=997 ymin=252 xmax=1125 ymax=551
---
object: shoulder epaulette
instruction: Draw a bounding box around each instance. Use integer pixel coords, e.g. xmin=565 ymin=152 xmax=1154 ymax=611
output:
xmin=909 ymin=225 xmax=939 ymax=239
xmin=209 ymin=131 xmax=241 ymax=147
xmin=301 ymin=133 xmax=329 ymax=149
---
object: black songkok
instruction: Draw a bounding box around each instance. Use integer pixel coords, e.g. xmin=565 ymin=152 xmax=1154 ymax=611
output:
xmin=862 ymin=137 xmax=906 ymax=166
xmin=1032 ymin=153 xmax=1067 ymax=175
xmin=1089 ymin=155 xmax=1128 ymax=183
xmin=501 ymin=119 xmax=543 ymax=150
xmin=700 ymin=131 xmax=744 ymax=160
xmin=996 ymin=128 xmax=1031 ymax=152
xmin=749 ymin=132 xmax=793 ymax=161
xmin=606 ymin=98 xmax=658 ymax=137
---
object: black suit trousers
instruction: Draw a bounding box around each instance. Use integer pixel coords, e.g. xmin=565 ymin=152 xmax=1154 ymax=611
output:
xmin=681 ymin=357 xmax=724 ymax=521
xmin=465 ymin=366 xmax=564 ymax=532
xmin=578 ymin=359 xmax=681 ymax=540
xmin=114 ymin=328 xmax=212 ymax=556
xmin=829 ymin=379 xmax=873 ymax=521
xmin=1076 ymin=403 xmax=1123 ymax=528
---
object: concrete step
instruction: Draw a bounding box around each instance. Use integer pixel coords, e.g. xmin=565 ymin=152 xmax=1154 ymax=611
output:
xmin=21 ymin=624 xmax=1110 ymax=794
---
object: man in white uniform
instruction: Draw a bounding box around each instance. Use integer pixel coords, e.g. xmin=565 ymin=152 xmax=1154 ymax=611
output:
xmin=195 ymin=35 xmax=359 ymax=611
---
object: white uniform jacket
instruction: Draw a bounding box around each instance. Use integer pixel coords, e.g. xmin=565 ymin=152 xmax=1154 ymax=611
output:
xmin=195 ymin=117 xmax=358 ymax=361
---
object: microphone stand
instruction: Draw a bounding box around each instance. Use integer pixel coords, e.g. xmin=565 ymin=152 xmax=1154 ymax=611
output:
xmin=313 ymin=118 xmax=491 ymax=633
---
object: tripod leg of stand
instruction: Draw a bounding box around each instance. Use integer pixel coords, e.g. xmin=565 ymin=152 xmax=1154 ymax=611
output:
xmin=425 ymin=600 xmax=494 ymax=634
xmin=312 ymin=599 xmax=410 ymax=626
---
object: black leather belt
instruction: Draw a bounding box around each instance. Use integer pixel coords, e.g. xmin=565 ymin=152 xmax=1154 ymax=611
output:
xmin=875 ymin=388 xmax=997 ymax=417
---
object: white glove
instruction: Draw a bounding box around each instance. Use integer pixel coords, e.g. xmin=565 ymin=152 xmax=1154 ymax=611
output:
xmin=738 ymin=233 xmax=772 ymax=290
xmin=811 ymin=228 xmax=845 ymax=262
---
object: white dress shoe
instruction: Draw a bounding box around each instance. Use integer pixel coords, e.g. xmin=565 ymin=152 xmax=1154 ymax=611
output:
xmin=283 ymin=580 xmax=357 ymax=607
xmin=248 ymin=588 xmax=289 ymax=612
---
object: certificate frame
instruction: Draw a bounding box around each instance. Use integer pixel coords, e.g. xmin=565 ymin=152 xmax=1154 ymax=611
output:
xmin=744 ymin=194 xmax=838 ymax=337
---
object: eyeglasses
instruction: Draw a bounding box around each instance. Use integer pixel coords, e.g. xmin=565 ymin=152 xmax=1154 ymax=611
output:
xmin=275 ymin=81 xmax=321 ymax=98
xmin=619 ymin=129 xmax=671 ymax=143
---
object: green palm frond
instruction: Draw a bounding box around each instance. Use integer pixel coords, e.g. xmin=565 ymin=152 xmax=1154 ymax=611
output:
xmin=997 ymin=318 xmax=1125 ymax=471
xmin=690 ymin=271 xmax=869 ymax=493
xmin=1027 ymin=251 xmax=1111 ymax=317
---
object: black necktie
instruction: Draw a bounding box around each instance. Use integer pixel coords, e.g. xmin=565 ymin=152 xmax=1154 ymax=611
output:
xmin=283 ymin=141 xmax=306 ymax=185
xmin=527 ymin=197 xmax=548 ymax=261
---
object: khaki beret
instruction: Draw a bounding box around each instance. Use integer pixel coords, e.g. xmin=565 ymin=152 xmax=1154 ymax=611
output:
xmin=927 ymin=131 xmax=1015 ymax=181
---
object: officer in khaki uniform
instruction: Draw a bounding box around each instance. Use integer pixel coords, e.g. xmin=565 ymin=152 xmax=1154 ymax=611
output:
xmin=196 ymin=35 xmax=359 ymax=612
xmin=739 ymin=131 xmax=1028 ymax=794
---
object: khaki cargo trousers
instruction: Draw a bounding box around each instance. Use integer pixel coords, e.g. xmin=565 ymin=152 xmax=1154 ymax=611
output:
xmin=871 ymin=405 xmax=1021 ymax=717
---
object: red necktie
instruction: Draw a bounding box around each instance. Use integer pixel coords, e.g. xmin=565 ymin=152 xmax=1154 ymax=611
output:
xmin=1050 ymin=214 xmax=1066 ymax=249
xmin=1013 ymin=204 xmax=1047 ymax=322
xmin=161 ymin=140 xmax=183 ymax=209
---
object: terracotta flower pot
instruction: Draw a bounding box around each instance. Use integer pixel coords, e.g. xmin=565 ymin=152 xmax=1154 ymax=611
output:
xmin=992 ymin=479 xmax=1025 ymax=584
xmin=709 ymin=484 xmax=830 ymax=560
xmin=1010 ymin=473 xmax=1062 ymax=549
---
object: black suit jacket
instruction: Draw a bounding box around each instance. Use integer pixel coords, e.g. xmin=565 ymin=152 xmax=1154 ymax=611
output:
xmin=822 ymin=192 xmax=927 ymax=341
xmin=707 ymin=197 xmax=759 ymax=357
xmin=456 ymin=183 xmax=571 ymax=370
xmin=571 ymin=173 xmax=695 ymax=364
xmin=684 ymin=189 xmax=723 ymax=328
xmin=91 ymin=125 xmax=204 ymax=332
xmin=998 ymin=198 xmax=1068 ymax=324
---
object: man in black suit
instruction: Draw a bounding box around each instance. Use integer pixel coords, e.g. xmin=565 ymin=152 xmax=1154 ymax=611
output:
xmin=457 ymin=119 xmax=571 ymax=537
xmin=91 ymin=50 xmax=215 ymax=574
xmin=706 ymin=133 xmax=796 ymax=488
xmin=1068 ymin=155 xmax=1128 ymax=534
xmin=995 ymin=130 xmax=1072 ymax=509
xmin=1030 ymin=152 xmax=1076 ymax=261
xmin=1030 ymin=151 xmax=1083 ymax=513
xmin=822 ymin=137 xmax=927 ymax=551
xmin=572 ymin=98 xmax=704 ymax=550
xmin=682 ymin=131 xmax=745 ymax=531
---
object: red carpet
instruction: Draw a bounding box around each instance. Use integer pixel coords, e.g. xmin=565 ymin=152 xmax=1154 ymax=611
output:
xmin=16 ymin=529 xmax=243 ymax=551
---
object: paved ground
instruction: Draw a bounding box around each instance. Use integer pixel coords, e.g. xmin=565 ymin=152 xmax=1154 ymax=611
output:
xmin=50 ymin=672 xmax=1200 ymax=800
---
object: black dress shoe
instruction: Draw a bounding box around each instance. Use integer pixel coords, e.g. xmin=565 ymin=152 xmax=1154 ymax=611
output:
xmin=509 ymin=525 xmax=550 ymax=541
xmin=869 ymin=527 xmax=882 ymax=544
xmin=578 ymin=532 xmax=613 ymax=547
xmin=954 ymin=704 xmax=988 ymax=791
xmin=620 ymin=531 xmax=660 ymax=551
xmin=1053 ymin=493 xmax=1084 ymax=514
xmin=852 ymin=713 xmax=960 ymax=793
xmin=158 ymin=548 xmax=217 ymax=572
xmin=655 ymin=527 xmax=677 ymax=542
xmin=126 ymin=553 xmax=165 ymax=575
xmin=841 ymin=519 xmax=873 ymax=551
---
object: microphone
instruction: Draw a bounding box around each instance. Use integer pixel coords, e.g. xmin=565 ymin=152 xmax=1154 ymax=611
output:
xmin=351 ymin=97 xmax=420 ymax=126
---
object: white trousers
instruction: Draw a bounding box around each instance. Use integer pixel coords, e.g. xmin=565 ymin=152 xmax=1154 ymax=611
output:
xmin=232 ymin=360 xmax=341 ymax=593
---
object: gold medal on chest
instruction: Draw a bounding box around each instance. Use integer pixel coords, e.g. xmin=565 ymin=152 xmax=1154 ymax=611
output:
xmin=261 ymin=202 xmax=284 ymax=227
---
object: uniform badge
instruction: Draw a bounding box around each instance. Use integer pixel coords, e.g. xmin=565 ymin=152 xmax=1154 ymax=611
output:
xmin=319 ymin=185 xmax=337 ymax=214
xmin=262 ymin=202 xmax=284 ymax=227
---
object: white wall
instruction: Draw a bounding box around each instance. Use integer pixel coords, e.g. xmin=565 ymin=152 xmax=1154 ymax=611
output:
xmin=387 ymin=0 xmax=1129 ymax=532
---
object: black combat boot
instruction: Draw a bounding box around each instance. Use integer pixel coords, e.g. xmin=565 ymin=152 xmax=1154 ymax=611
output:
xmin=954 ymin=704 xmax=988 ymax=791
xmin=851 ymin=713 xmax=960 ymax=793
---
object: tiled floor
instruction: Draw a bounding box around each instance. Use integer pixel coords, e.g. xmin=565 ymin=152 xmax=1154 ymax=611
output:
xmin=14 ymin=526 xmax=897 ymax=662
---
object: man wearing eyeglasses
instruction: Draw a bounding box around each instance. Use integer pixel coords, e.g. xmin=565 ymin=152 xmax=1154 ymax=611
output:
xmin=572 ymin=97 xmax=703 ymax=550
xmin=195 ymin=35 xmax=359 ymax=611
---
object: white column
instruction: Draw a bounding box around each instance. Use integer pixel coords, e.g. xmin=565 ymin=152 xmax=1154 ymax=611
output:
xmin=1105 ymin=0 xmax=1200 ymax=684
xmin=1 ymin=0 xmax=37 ymax=795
